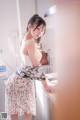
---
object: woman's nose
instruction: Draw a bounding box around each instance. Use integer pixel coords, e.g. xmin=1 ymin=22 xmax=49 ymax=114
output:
xmin=38 ymin=30 xmax=41 ymax=35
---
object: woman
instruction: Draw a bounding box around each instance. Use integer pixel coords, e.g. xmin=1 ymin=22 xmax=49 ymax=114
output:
xmin=5 ymin=14 xmax=54 ymax=120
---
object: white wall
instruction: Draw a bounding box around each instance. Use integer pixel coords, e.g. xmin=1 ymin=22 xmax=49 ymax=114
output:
xmin=0 ymin=0 xmax=36 ymax=75
xmin=36 ymin=0 xmax=56 ymax=72
xmin=0 ymin=0 xmax=19 ymax=75
xmin=37 ymin=0 xmax=55 ymax=17
xmin=19 ymin=0 xmax=36 ymax=35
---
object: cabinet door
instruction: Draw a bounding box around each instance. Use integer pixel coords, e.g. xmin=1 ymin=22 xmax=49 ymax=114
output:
xmin=34 ymin=81 xmax=50 ymax=120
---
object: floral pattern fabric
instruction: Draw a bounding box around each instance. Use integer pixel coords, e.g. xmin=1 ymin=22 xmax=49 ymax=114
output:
xmin=5 ymin=65 xmax=46 ymax=120
xmin=16 ymin=65 xmax=46 ymax=80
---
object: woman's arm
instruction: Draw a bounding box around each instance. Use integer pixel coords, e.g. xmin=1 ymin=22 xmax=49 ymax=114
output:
xmin=21 ymin=40 xmax=55 ymax=93
xmin=27 ymin=41 xmax=54 ymax=91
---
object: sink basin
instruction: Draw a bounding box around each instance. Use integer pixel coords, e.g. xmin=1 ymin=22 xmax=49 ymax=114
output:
xmin=45 ymin=72 xmax=58 ymax=86
xmin=49 ymin=80 xmax=58 ymax=84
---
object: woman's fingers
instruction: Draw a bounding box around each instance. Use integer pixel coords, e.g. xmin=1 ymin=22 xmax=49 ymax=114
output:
xmin=45 ymin=86 xmax=55 ymax=93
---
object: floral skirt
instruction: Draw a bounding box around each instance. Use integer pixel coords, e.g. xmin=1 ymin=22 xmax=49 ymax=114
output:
xmin=5 ymin=65 xmax=45 ymax=120
xmin=5 ymin=73 xmax=36 ymax=120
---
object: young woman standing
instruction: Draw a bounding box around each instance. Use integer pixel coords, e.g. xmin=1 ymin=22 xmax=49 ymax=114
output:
xmin=5 ymin=14 xmax=54 ymax=120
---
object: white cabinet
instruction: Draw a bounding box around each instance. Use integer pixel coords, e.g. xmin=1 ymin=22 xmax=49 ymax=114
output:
xmin=34 ymin=81 xmax=51 ymax=120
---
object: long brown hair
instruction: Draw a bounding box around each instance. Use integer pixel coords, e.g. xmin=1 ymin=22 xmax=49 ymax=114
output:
xmin=27 ymin=14 xmax=46 ymax=43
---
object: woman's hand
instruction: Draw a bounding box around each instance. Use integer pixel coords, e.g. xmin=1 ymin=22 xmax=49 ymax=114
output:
xmin=41 ymin=80 xmax=55 ymax=93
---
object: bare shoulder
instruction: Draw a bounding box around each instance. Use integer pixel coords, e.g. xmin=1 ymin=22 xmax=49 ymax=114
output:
xmin=21 ymin=38 xmax=35 ymax=47
xmin=26 ymin=40 xmax=36 ymax=50
xmin=20 ymin=38 xmax=35 ymax=54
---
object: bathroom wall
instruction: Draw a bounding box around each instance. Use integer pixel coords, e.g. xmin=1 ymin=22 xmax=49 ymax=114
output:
xmin=0 ymin=0 xmax=36 ymax=76
xmin=0 ymin=0 xmax=19 ymax=75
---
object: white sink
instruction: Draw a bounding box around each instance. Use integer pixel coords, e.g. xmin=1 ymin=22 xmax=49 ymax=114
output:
xmin=45 ymin=72 xmax=58 ymax=86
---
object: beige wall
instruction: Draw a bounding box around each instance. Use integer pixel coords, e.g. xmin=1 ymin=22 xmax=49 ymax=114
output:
xmin=54 ymin=1 xmax=80 ymax=120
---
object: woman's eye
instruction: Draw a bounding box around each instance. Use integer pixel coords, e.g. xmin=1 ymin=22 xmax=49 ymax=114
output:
xmin=37 ymin=28 xmax=44 ymax=32
xmin=37 ymin=28 xmax=39 ymax=30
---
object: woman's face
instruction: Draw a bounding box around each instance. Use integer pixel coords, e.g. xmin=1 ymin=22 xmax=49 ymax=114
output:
xmin=30 ymin=24 xmax=46 ymax=39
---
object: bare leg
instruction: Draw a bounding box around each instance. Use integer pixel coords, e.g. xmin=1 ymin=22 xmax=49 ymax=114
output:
xmin=24 ymin=113 xmax=32 ymax=120
xmin=11 ymin=114 xmax=18 ymax=120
